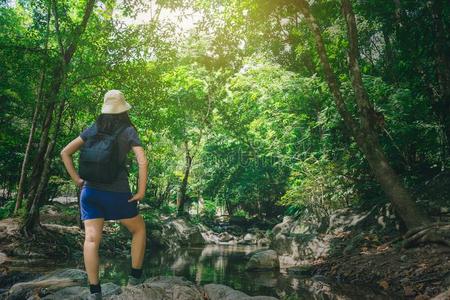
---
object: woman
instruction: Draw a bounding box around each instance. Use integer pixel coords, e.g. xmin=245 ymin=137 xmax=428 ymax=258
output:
xmin=60 ymin=90 xmax=148 ymax=299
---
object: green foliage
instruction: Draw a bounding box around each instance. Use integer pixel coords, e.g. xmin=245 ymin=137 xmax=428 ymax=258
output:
xmin=0 ymin=199 xmax=15 ymax=219
xmin=279 ymin=155 xmax=357 ymax=221
xmin=200 ymin=199 xmax=217 ymax=223
xmin=232 ymin=208 xmax=250 ymax=219
xmin=1 ymin=0 xmax=449 ymax=225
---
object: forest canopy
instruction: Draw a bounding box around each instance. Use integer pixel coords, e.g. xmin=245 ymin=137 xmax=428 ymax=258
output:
xmin=0 ymin=0 xmax=449 ymax=233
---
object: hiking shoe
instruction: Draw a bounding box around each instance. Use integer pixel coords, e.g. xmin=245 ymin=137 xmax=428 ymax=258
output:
xmin=127 ymin=275 xmax=145 ymax=286
xmin=87 ymin=292 xmax=102 ymax=300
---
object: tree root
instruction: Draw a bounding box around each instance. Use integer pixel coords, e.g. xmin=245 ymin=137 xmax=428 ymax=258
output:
xmin=21 ymin=222 xmax=45 ymax=240
xmin=403 ymin=223 xmax=450 ymax=248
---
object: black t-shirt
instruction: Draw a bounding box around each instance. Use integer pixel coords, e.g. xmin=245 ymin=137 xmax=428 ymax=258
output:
xmin=79 ymin=123 xmax=143 ymax=193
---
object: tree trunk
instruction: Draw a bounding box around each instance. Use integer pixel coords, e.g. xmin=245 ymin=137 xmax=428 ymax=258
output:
xmin=225 ymin=196 xmax=233 ymax=217
xmin=15 ymin=70 xmax=45 ymax=214
xmin=22 ymin=0 xmax=97 ymax=233
xmin=177 ymin=141 xmax=192 ymax=216
xmin=298 ymin=0 xmax=430 ymax=230
xmin=15 ymin=3 xmax=51 ymax=214
xmin=381 ymin=27 xmax=394 ymax=82
xmin=428 ymin=0 xmax=450 ymax=158
xmin=26 ymin=103 xmax=56 ymax=208
xmin=23 ymin=97 xmax=66 ymax=234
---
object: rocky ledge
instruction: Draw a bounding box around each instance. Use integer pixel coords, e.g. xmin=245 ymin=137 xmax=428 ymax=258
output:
xmin=1 ymin=268 xmax=278 ymax=300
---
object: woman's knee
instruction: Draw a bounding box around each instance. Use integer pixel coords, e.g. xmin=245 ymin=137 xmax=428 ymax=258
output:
xmin=132 ymin=219 xmax=146 ymax=236
xmin=123 ymin=215 xmax=146 ymax=235
xmin=85 ymin=228 xmax=102 ymax=245
xmin=83 ymin=219 xmax=104 ymax=245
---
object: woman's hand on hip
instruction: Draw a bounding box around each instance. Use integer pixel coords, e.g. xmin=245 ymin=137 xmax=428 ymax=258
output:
xmin=75 ymin=178 xmax=84 ymax=188
xmin=128 ymin=192 xmax=144 ymax=202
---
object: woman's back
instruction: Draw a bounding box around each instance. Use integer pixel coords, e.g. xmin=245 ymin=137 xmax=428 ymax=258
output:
xmin=79 ymin=123 xmax=143 ymax=193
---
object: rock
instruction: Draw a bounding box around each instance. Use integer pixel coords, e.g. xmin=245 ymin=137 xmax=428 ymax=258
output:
xmin=270 ymin=208 xmax=385 ymax=267
xmin=107 ymin=285 xmax=165 ymax=299
xmin=51 ymin=196 xmax=78 ymax=205
xmin=431 ymin=289 xmax=450 ymax=300
xmin=327 ymin=208 xmax=375 ymax=234
xmin=201 ymin=230 xmax=219 ymax=244
xmin=7 ymin=269 xmax=87 ymax=300
xmin=219 ymin=232 xmax=234 ymax=242
xmin=0 ymin=252 xmax=7 ymax=265
xmin=42 ymin=282 xmax=121 ymax=299
xmin=244 ymin=233 xmax=255 ymax=242
xmin=204 ymin=283 xmax=278 ymax=300
xmin=3 ymin=269 xmax=281 ymax=300
xmin=245 ymin=250 xmax=279 ymax=271
xmin=109 ymin=276 xmax=203 ymax=300
xmin=189 ymin=230 xmax=206 ymax=245
xmin=159 ymin=219 xmax=206 ymax=250
xmin=271 ymin=216 xmax=294 ymax=236
xmin=245 ymin=248 xmax=270 ymax=259
xmin=257 ymin=238 xmax=271 ymax=247
xmin=237 ymin=233 xmax=255 ymax=245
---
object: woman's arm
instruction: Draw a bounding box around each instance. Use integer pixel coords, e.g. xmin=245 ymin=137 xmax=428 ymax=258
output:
xmin=60 ymin=136 xmax=85 ymax=187
xmin=128 ymin=145 xmax=148 ymax=202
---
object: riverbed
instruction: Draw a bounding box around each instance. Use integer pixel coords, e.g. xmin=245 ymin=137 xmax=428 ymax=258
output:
xmin=4 ymin=244 xmax=399 ymax=299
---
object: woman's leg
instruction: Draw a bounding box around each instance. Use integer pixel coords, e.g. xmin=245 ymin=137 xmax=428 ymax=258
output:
xmin=83 ymin=218 xmax=104 ymax=285
xmin=120 ymin=214 xmax=146 ymax=269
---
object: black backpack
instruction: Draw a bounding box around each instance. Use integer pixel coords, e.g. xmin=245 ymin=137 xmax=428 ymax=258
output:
xmin=78 ymin=124 xmax=128 ymax=183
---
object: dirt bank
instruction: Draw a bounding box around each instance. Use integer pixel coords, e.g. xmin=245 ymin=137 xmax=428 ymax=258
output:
xmin=270 ymin=208 xmax=450 ymax=299
xmin=0 ymin=217 xmax=134 ymax=261
xmin=314 ymin=241 xmax=450 ymax=299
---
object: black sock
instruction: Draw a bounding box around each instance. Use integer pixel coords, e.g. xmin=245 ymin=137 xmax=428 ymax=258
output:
xmin=130 ymin=267 xmax=142 ymax=279
xmin=89 ymin=283 xmax=101 ymax=294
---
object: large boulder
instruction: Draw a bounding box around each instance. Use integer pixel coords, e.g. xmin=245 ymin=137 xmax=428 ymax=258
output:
xmin=204 ymin=284 xmax=278 ymax=300
xmin=270 ymin=208 xmax=390 ymax=267
xmin=218 ymin=232 xmax=234 ymax=242
xmin=271 ymin=216 xmax=295 ymax=237
xmin=432 ymin=289 xmax=450 ymax=300
xmin=244 ymin=233 xmax=255 ymax=242
xmin=43 ymin=282 xmax=121 ymax=299
xmin=245 ymin=250 xmax=279 ymax=271
xmin=6 ymin=269 xmax=88 ymax=300
xmin=257 ymin=238 xmax=271 ymax=247
xmin=159 ymin=219 xmax=206 ymax=250
xmin=3 ymin=270 xmax=281 ymax=300
xmin=108 ymin=276 xmax=203 ymax=300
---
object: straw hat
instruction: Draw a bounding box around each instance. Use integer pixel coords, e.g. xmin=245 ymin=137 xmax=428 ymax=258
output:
xmin=101 ymin=90 xmax=132 ymax=114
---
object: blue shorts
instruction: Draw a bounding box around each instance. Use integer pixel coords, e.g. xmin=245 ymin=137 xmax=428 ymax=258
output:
xmin=80 ymin=186 xmax=138 ymax=221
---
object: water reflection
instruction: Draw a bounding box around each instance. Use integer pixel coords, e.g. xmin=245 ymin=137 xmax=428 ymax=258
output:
xmin=100 ymin=245 xmax=396 ymax=299
xmin=7 ymin=245 xmax=399 ymax=299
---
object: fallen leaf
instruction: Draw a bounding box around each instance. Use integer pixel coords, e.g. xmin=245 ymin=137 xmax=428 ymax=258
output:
xmin=376 ymin=244 xmax=390 ymax=252
xmin=379 ymin=280 xmax=389 ymax=290
xmin=404 ymin=286 xmax=415 ymax=297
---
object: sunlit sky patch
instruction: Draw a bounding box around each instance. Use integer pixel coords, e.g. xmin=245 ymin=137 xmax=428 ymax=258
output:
xmin=114 ymin=1 xmax=203 ymax=36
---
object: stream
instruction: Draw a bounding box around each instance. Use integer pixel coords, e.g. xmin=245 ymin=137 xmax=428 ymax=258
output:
xmin=4 ymin=244 xmax=399 ymax=299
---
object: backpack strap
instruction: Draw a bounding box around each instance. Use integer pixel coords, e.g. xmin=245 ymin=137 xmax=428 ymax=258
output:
xmin=112 ymin=124 xmax=130 ymax=173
